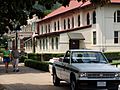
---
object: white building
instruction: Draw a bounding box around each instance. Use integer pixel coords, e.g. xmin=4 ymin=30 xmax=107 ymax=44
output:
xmin=25 ymin=0 xmax=120 ymax=54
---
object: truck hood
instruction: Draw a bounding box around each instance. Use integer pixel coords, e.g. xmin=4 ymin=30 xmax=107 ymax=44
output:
xmin=72 ymin=63 xmax=120 ymax=72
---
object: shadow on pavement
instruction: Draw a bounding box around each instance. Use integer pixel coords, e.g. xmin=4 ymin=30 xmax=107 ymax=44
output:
xmin=0 ymin=82 xmax=69 ymax=90
xmin=0 ymin=62 xmax=47 ymax=75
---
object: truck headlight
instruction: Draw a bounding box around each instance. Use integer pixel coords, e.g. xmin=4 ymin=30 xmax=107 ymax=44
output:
xmin=79 ymin=73 xmax=87 ymax=77
xmin=115 ymin=73 xmax=120 ymax=77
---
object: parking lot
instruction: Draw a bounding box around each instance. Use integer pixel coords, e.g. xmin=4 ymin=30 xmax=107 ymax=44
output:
xmin=0 ymin=63 xmax=119 ymax=90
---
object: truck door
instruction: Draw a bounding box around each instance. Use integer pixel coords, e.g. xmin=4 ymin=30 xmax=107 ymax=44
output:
xmin=62 ymin=51 xmax=71 ymax=81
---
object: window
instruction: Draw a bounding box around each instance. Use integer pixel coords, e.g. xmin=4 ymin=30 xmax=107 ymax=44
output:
xmin=51 ymin=38 xmax=54 ymax=49
xmin=68 ymin=18 xmax=70 ymax=29
xmin=41 ymin=25 xmax=43 ymax=34
xmin=64 ymin=19 xmax=66 ymax=29
xmin=58 ymin=20 xmax=60 ymax=30
xmin=56 ymin=37 xmax=58 ymax=49
xmin=93 ymin=11 xmax=96 ymax=24
xmin=39 ymin=40 xmax=41 ymax=49
xmin=78 ymin=15 xmax=80 ymax=26
xmin=63 ymin=51 xmax=70 ymax=63
xmin=54 ymin=22 xmax=56 ymax=31
xmin=72 ymin=17 xmax=74 ymax=28
xmin=43 ymin=39 xmax=45 ymax=49
xmin=45 ymin=25 xmax=47 ymax=33
xmin=46 ymin=38 xmax=48 ymax=49
xmin=114 ymin=31 xmax=118 ymax=44
xmin=87 ymin=13 xmax=90 ymax=25
xmin=93 ymin=31 xmax=96 ymax=44
xmin=114 ymin=10 xmax=120 ymax=22
xmin=48 ymin=24 xmax=50 ymax=33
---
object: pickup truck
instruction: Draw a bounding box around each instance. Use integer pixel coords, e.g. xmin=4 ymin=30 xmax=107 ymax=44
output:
xmin=51 ymin=49 xmax=120 ymax=90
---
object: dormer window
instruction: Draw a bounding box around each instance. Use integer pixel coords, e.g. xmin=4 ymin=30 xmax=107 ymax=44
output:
xmin=114 ymin=10 xmax=120 ymax=22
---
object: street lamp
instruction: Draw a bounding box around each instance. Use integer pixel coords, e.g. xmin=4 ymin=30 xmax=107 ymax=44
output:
xmin=14 ymin=24 xmax=21 ymax=49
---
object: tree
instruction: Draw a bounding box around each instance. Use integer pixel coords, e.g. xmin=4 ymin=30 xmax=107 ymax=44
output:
xmin=0 ymin=0 xmax=110 ymax=36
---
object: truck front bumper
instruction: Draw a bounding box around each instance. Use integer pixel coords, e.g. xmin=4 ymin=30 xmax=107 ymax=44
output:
xmin=77 ymin=80 xmax=120 ymax=89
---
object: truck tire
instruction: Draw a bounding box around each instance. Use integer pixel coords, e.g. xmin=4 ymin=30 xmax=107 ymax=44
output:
xmin=53 ymin=72 xmax=60 ymax=86
xmin=70 ymin=78 xmax=78 ymax=90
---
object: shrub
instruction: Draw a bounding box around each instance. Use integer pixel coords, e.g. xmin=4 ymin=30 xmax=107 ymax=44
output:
xmin=28 ymin=53 xmax=41 ymax=61
xmin=24 ymin=59 xmax=49 ymax=72
xmin=104 ymin=52 xmax=120 ymax=60
xmin=19 ymin=56 xmax=28 ymax=63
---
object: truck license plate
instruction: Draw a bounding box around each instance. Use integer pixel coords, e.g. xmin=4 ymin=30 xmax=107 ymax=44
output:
xmin=97 ymin=82 xmax=106 ymax=87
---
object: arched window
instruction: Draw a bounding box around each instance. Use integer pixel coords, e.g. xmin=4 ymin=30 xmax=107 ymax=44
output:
xmin=54 ymin=22 xmax=56 ymax=31
xmin=72 ymin=17 xmax=74 ymax=28
xmin=114 ymin=10 xmax=120 ymax=22
xmin=87 ymin=13 xmax=90 ymax=25
xmin=56 ymin=37 xmax=58 ymax=49
xmin=68 ymin=18 xmax=70 ymax=29
xmin=93 ymin=11 xmax=96 ymax=24
xmin=78 ymin=15 xmax=80 ymax=26
xmin=51 ymin=38 xmax=54 ymax=49
xmin=64 ymin=19 xmax=66 ymax=29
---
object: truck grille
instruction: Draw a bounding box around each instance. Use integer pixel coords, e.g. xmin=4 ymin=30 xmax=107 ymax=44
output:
xmin=87 ymin=72 xmax=115 ymax=78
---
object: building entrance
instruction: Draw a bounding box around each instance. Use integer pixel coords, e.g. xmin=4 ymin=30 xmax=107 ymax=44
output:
xmin=69 ymin=39 xmax=79 ymax=49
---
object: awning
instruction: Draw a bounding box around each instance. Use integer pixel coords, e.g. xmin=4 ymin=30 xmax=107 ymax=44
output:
xmin=67 ymin=33 xmax=85 ymax=40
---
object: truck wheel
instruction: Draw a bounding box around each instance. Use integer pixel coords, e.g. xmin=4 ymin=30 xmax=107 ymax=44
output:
xmin=70 ymin=78 xmax=78 ymax=90
xmin=53 ymin=72 xmax=60 ymax=86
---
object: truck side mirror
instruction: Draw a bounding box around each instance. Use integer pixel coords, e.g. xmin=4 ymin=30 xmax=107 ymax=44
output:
xmin=108 ymin=59 xmax=112 ymax=63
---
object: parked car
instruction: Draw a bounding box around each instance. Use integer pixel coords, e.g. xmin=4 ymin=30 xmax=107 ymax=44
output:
xmin=49 ymin=57 xmax=60 ymax=75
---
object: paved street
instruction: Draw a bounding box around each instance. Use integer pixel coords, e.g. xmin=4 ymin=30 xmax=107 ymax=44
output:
xmin=0 ymin=62 xmax=119 ymax=90
xmin=0 ymin=62 xmax=69 ymax=90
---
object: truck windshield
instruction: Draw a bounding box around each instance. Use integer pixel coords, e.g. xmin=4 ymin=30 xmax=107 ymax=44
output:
xmin=71 ymin=51 xmax=108 ymax=63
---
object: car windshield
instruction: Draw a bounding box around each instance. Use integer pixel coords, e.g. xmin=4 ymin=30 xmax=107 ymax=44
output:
xmin=71 ymin=51 xmax=108 ymax=63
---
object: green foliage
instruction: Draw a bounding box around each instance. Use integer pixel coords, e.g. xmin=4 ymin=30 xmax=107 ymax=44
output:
xmin=0 ymin=0 xmax=110 ymax=35
xmin=24 ymin=59 xmax=49 ymax=72
xmin=28 ymin=53 xmax=64 ymax=61
xmin=104 ymin=52 xmax=120 ymax=60
xmin=28 ymin=53 xmax=41 ymax=61
xmin=19 ymin=56 xmax=28 ymax=63
xmin=42 ymin=54 xmax=64 ymax=61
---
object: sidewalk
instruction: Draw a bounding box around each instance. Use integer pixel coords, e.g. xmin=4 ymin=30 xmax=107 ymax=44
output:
xmin=0 ymin=62 xmax=68 ymax=90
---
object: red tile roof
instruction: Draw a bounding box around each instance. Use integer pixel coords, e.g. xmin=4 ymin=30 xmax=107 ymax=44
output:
xmin=111 ymin=0 xmax=120 ymax=3
xmin=41 ymin=0 xmax=120 ymax=21
xmin=42 ymin=0 xmax=90 ymax=21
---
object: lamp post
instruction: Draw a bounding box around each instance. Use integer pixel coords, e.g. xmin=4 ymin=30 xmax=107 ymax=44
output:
xmin=15 ymin=30 xmax=18 ymax=49
xmin=14 ymin=24 xmax=21 ymax=49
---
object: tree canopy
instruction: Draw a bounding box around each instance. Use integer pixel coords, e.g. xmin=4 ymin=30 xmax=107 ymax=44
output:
xmin=0 ymin=0 xmax=110 ymax=36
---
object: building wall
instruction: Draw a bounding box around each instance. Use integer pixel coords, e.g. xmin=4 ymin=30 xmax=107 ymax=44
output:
xmin=95 ymin=5 xmax=120 ymax=52
xmin=25 ymin=3 xmax=120 ymax=54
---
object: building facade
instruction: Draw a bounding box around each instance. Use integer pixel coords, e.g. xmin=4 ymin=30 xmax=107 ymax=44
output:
xmin=25 ymin=0 xmax=120 ymax=54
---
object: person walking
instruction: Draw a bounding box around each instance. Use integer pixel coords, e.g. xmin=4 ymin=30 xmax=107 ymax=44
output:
xmin=2 ymin=46 xmax=11 ymax=73
xmin=11 ymin=47 xmax=20 ymax=72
